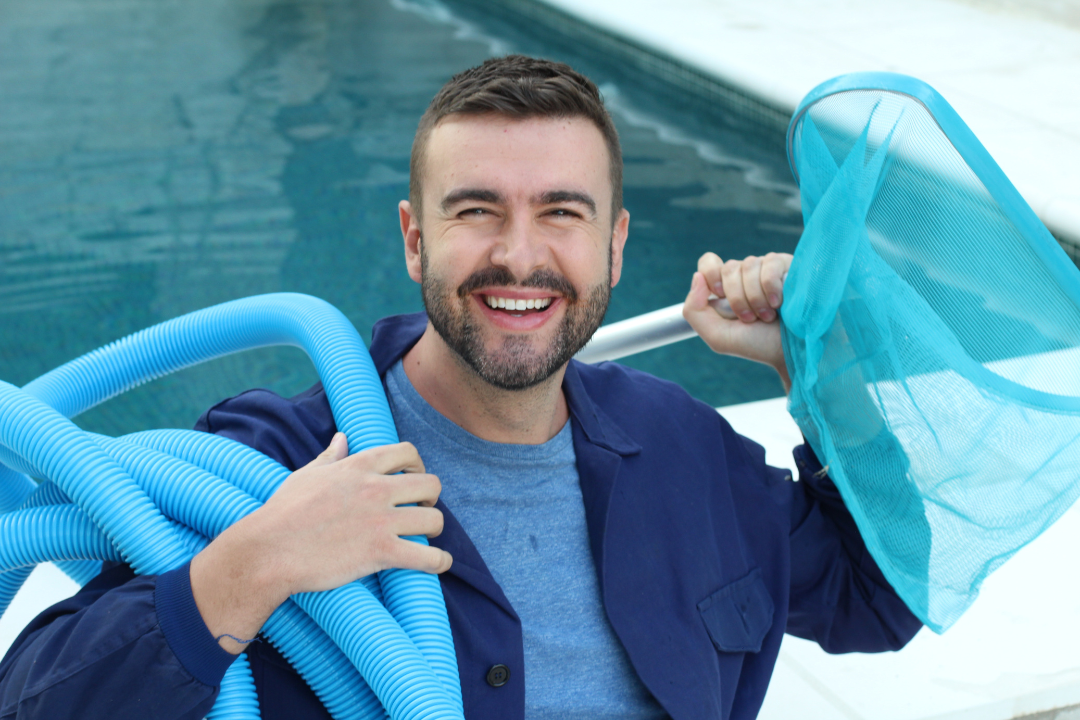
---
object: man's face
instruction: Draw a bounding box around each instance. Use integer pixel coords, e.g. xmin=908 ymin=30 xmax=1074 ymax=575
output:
xmin=402 ymin=114 xmax=628 ymax=390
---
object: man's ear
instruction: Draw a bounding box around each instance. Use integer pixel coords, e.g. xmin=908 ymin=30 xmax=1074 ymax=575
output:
xmin=609 ymin=208 xmax=630 ymax=288
xmin=400 ymin=200 xmax=423 ymax=284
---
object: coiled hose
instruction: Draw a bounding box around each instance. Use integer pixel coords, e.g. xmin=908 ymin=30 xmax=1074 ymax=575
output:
xmin=0 ymin=293 xmax=463 ymax=720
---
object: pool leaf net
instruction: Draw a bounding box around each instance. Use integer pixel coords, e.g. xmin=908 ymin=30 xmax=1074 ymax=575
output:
xmin=781 ymin=73 xmax=1080 ymax=633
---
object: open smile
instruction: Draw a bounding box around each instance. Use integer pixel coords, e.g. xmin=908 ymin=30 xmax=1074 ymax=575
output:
xmin=481 ymin=294 xmax=554 ymax=314
xmin=474 ymin=291 xmax=562 ymax=329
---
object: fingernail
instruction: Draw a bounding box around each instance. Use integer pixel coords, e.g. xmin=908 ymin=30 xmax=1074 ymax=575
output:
xmin=782 ymin=272 xmax=789 ymax=284
xmin=712 ymin=282 xmax=725 ymax=297
xmin=739 ymin=311 xmax=755 ymax=322
xmin=760 ymin=309 xmax=775 ymax=321
xmin=768 ymin=293 xmax=780 ymax=308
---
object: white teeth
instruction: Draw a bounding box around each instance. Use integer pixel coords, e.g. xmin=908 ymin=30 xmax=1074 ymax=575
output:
xmin=484 ymin=295 xmax=554 ymax=310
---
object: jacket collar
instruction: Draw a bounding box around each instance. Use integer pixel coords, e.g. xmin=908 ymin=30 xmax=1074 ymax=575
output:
xmin=368 ymin=312 xmax=641 ymax=458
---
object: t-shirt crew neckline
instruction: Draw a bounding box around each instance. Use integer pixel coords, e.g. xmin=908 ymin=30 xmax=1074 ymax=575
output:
xmin=385 ymin=359 xmax=572 ymax=461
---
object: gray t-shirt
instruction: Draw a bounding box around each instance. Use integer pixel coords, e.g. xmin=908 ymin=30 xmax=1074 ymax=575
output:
xmin=385 ymin=359 xmax=667 ymax=720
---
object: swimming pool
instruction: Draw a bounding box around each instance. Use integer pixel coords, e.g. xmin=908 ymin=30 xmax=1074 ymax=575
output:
xmin=0 ymin=0 xmax=802 ymax=439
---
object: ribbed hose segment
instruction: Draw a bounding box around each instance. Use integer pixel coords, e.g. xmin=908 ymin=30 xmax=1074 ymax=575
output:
xmin=94 ymin=436 xmax=262 ymax=540
xmin=0 ymin=382 xmax=189 ymax=575
xmin=6 ymin=479 xmax=100 ymax=588
xmin=0 ymin=505 xmax=122 ymax=571
xmin=379 ymin=568 xmax=461 ymax=708
xmin=208 ymin=655 xmax=261 ymax=720
xmin=0 ymin=464 xmax=36 ymax=514
xmin=19 ymin=481 xmax=71 ymax=508
xmin=295 ymin=586 xmax=460 ymax=720
xmin=121 ymin=429 xmax=384 ymax=604
xmin=262 ymin=600 xmax=387 ymax=720
xmin=121 ymin=430 xmax=291 ymax=500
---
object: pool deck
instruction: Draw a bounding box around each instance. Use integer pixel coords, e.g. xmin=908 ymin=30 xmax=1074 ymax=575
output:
xmin=540 ymin=0 xmax=1080 ymax=246
xmin=535 ymin=1 xmax=1080 ymax=718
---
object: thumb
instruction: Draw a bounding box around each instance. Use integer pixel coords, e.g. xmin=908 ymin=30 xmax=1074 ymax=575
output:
xmin=308 ymin=432 xmax=349 ymax=467
xmin=683 ymin=272 xmax=728 ymax=345
xmin=683 ymin=271 xmax=711 ymax=315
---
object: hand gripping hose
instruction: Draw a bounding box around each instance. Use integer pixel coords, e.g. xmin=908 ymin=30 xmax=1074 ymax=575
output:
xmin=0 ymin=293 xmax=463 ymax=720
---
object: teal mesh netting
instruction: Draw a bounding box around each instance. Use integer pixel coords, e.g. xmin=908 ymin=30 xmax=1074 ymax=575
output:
xmin=781 ymin=73 xmax=1080 ymax=634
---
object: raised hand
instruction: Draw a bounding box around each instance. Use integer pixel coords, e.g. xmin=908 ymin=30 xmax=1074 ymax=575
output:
xmin=682 ymin=251 xmax=792 ymax=391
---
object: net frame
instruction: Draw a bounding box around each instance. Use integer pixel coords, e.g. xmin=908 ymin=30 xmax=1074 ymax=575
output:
xmin=780 ymin=72 xmax=1080 ymax=633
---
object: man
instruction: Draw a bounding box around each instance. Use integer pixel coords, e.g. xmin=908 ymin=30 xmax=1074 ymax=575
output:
xmin=0 ymin=55 xmax=920 ymax=719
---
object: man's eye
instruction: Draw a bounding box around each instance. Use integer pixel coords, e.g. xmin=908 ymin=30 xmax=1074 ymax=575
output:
xmin=460 ymin=208 xmax=488 ymax=217
xmin=548 ymin=208 xmax=578 ymax=218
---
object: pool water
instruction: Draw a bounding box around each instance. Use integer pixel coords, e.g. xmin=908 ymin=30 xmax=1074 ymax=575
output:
xmin=0 ymin=0 xmax=802 ymax=439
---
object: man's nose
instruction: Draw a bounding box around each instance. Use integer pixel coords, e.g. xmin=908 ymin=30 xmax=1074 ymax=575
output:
xmin=489 ymin=215 xmax=552 ymax=280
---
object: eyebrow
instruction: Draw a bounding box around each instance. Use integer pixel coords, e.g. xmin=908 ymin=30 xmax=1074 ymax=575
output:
xmin=441 ymin=188 xmax=504 ymax=212
xmin=439 ymin=187 xmax=599 ymax=218
xmin=538 ymin=190 xmax=597 ymax=217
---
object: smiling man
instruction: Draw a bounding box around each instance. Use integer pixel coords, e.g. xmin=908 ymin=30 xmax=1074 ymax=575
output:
xmin=401 ymin=110 xmax=624 ymax=444
xmin=0 ymin=56 xmax=920 ymax=720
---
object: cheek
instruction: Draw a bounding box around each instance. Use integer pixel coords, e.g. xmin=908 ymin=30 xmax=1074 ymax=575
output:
xmin=561 ymin=241 xmax=611 ymax=288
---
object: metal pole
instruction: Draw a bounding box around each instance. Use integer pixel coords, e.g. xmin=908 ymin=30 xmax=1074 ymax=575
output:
xmin=575 ymin=297 xmax=735 ymax=364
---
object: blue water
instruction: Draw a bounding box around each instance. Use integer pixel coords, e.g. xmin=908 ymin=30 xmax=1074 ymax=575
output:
xmin=0 ymin=0 xmax=802 ymax=438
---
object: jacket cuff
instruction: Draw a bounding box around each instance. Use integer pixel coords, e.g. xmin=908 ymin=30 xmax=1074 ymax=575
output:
xmin=155 ymin=561 xmax=237 ymax=687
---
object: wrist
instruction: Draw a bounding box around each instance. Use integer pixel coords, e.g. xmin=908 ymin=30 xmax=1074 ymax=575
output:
xmin=190 ymin=519 xmax=290 ymax=654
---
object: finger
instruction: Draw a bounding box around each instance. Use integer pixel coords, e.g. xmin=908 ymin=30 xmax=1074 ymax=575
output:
xmin=386 ymin=472 xmax=442 ymax=508
xmin=353 ymin=441 xmax=427 ymax=476
xmin=760 ymin=252 xmax=792 ymax=309
xmin=390 ymin=538 xmax=453 ymax=574
xmin=683 ymin=272 xmax=732 ymax=351
xmin=740 ymin=256 xmax=775 ymax=322
xmin=721 ymin=259 xmax=754 ymax=322
xmin=391 ymin=505 xmax=445 ymax=539
xmin=306 ymin=432 xmax=349 ymax=468
xmin=696 ymin=252 xmax=726 ymax=297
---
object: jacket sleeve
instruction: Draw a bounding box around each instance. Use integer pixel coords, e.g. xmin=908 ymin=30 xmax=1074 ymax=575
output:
xmin=782 ymin=440 xmax=924 ymax=653
xmin=0 ymin=561 xmax=235 ymax=719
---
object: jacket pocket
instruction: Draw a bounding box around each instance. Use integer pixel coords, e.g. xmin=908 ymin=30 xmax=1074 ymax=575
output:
xmin=697 ymin=568 xmax=774 ymax=653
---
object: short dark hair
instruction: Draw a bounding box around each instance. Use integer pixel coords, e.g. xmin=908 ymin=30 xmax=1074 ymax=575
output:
xmin=409 ymin=55 xmax=622 ymax=223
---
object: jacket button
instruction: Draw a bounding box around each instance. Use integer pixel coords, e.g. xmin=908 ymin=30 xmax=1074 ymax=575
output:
xmin=486 ymin=664 xmax=510 ymax=687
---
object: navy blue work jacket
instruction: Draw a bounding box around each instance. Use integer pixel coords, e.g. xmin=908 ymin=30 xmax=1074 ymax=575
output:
xmin=0 ymin=312 xmax=921 ymax=720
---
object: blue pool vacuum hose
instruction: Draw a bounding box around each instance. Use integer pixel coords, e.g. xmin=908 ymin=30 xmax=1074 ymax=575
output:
xmin=0 ymin=293 xmax=463 ymax=720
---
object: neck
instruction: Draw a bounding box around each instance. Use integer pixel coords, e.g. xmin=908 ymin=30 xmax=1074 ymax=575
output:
xmin=401 ymin=323 xmax=570 ymax=444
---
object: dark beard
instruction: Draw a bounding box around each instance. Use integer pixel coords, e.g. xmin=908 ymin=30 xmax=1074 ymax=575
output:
xmin=421 ymin=254 xmax=611 ymax=391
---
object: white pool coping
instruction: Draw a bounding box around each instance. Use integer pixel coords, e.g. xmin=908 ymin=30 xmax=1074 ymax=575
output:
xmin=538 ymin=0 xmax=1080 ymax=246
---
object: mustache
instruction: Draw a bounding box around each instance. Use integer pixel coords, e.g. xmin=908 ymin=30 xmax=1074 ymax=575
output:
xmin=456 ymin=267 xmax=578 ymax=302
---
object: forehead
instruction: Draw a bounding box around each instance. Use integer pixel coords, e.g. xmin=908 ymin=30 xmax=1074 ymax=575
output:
xmin=423 ymin=114 xmax=611 ymax=205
